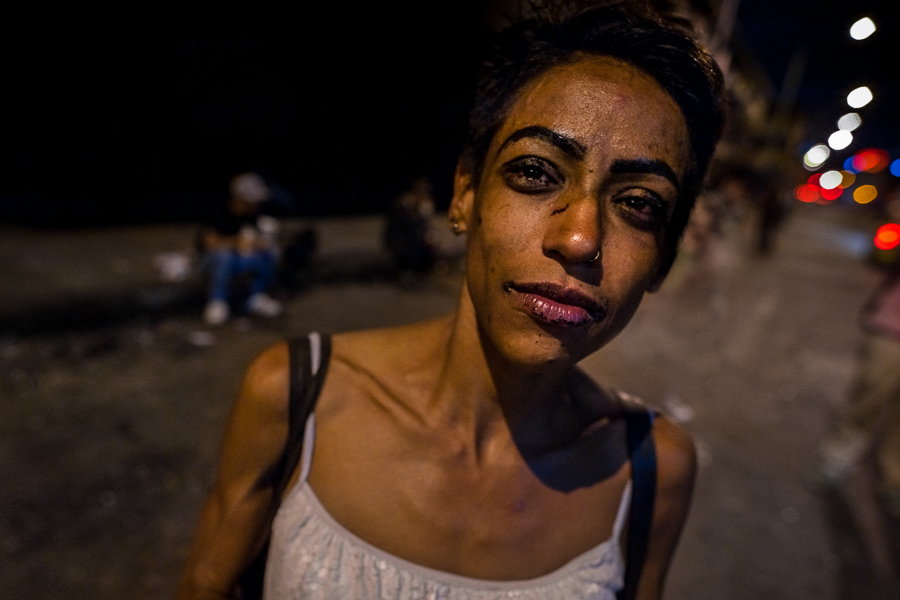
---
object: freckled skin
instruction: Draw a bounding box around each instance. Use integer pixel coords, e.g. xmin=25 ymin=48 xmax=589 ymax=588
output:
xmin=451 ymin=56 xmax=689 ymax=369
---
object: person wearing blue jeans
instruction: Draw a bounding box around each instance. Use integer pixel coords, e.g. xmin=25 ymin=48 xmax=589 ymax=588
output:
xmin=206 ymin=247 xmax=280 ymax=319
xmin=201 ymin=172 xmax=283 ymax=326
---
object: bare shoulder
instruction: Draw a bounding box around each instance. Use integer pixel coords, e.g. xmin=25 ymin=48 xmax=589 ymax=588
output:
xmin=316 ymin=319 xmax=452 ymax=425
xmin=569 ymin=374 xmax=696 ymax=488
xmin=651 ymin=415 xmax=697 ymax=494
xmin=653 ymin=414 xmax=696 ymax=477
xmin=237 ymin=341 xmax=291 ymax=420
xmin=334 ymin=318 xmax=450 ymax=361
xmin=314 ymin=326 xmax=415 ymax=416
xmin=328 ymin=319 xmax=452 ymax=385
xmin=177 ymin=343 xmax=292 ymax=597
xmin=215 ymin=341 xmax=291 ymax=481
xmin=625 ymin=414 xmax=697 ymax=599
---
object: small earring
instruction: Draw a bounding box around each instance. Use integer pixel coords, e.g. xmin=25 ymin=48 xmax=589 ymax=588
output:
xmin=450 ymin=220 xmax=461 ymax=234
xmin=587 ymin=250 xmax=601 ymax=263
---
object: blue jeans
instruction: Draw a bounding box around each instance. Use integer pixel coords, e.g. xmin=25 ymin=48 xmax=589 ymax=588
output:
xmin=206 ymin=249 xmax=277 ymax=304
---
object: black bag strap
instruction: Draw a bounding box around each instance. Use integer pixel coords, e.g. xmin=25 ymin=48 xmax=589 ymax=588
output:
xmin=617 ymin=404 xmax=658 ymax=600
xmin=274 ymin=332 xmax=332 ymax=499
xmin=239 ymin=333 xmax=331 ymax=600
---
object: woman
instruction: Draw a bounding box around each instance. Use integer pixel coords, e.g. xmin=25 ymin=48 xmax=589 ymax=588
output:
xmin=177 ymin=3 xmax=725 ymax=598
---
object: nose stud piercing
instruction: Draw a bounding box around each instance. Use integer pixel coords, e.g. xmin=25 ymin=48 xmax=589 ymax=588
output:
xmin=587 ymin=250 xmax=601 ymax=263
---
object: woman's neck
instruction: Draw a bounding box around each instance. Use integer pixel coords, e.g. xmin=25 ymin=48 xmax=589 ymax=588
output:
xmin=425 ymin=296 xmax=583 ymax=462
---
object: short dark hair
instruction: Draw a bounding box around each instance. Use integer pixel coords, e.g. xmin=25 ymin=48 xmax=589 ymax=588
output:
xmin=460 ymin=1 xmax=726 ymax=279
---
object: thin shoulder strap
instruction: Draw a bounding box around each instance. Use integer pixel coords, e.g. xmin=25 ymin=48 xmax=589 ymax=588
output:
xmin=273 ymin=333 xmax=331 ymax=500
xmin=617 ymin=404 xmax=657 ymax=600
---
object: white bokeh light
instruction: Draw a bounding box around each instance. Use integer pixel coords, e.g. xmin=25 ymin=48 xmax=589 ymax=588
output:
xmin=850 ymin=17 xmax=876 ymax=40
xmin=828 ymin=130 xmax=853 ymax=150
xmin=820 ymin=170 xmax=843 ymax=190
xmin=838 ymin=112 xmax=862 ymax=131
xmin=804 ymin=144 xmax=830 ymax=169
xmin=847 ymin=86 xmax=873 ymax=108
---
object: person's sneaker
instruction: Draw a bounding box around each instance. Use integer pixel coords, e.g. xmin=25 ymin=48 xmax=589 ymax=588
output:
xmin=247 ymin=293 xmax=283 ymax=318
xmin=203 ymin=300 xmax=230 ymax=326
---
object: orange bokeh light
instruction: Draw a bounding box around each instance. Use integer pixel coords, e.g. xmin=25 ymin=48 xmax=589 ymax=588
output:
xmin=854 ymin=185 xmax=878 ymax=204
xmin=840 ymin=171 xmax=856 ymax=188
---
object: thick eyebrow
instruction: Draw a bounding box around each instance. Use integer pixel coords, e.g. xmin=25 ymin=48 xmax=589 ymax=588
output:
xmin=499 ymin=126 xmax=587 ymax=160
xmin=499 ymin=126 xmax=680 ymax=190
xmin=610 ymin=158 xmax=680 ymax=190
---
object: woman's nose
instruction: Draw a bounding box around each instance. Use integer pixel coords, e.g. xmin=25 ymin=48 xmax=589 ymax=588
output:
xmin=541 ymin=196 xmax=602 ymax=266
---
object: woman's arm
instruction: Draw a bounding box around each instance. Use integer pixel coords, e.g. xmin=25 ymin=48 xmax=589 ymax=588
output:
xmin=176 ymin=342 xmax=291 ymax=600
xmin=634 ymin=415 xmax=698 ymax=600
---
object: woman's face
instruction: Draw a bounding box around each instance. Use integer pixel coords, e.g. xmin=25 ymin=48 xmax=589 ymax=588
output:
xmin=452 ymin=56 xmax=689 ymax=367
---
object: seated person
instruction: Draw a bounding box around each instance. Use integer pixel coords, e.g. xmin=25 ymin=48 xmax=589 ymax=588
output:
xmin=200 ymin=172 xmax=283 ymax=326
xmin=384 ymin=176 xmax=439 ymax=277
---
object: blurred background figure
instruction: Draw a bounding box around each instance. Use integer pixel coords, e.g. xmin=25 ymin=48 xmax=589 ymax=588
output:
xmin=753 ymin=174 xmax=787 ymax=256
xmin=278 ymin=223 xmax=318 ymax=293
xmin=665 ymin=164 xmax=751 ymax=306
xmin=199 ymin=172 xmax=283 ymax=326
xmin=706 ymin=165 xmax=785 ymax=257
xmin=383 ymin=176 xmax=438 ymax=281
xmin=818 ymin=258 xmax=900 ymax=582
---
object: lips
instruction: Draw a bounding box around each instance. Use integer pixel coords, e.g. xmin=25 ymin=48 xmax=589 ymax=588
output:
xmin=506 ymin=282 xmax=607 ymax=327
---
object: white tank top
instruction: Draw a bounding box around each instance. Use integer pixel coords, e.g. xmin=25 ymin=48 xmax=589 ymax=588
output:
xmin=264 ymin=414 xmax=630 ymax=600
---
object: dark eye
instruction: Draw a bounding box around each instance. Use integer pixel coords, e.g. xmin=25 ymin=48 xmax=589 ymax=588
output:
xmin=614 ymin=191 xmax=669 ymax=231
xmin=502 ymin=156 xmax=562 ymax=193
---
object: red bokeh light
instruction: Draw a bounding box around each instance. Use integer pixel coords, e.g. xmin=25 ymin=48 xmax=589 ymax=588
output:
xmin=852 ymin=149 xmax=890 ymax=173
xmin=795 ymin=184 xmax=820 ymax=203
xmin=874 ymin=223 xmax=900 ymax=251
xmin=820 ymin=187 xmax=842 ymax=201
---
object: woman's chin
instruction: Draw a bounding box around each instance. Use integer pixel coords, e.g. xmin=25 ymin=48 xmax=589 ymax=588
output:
xmin=483 ymin=324 xmax=592 ymax=372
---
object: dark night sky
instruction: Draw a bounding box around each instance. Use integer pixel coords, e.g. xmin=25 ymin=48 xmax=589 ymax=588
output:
xmin=1 ymin=4 xmax=492 ymax=224
xmin=734 ymin=1 xmax=898 ymax=155
xmin=3 ymin=2 xmax=896 ymax=225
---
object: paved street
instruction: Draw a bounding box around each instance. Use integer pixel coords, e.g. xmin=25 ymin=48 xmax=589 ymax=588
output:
xmin=1 ymin=204 xmax=896 ymax=599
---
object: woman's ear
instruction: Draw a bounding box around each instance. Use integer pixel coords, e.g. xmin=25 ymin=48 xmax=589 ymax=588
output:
xmin=448 ymin=161 xmax=475 ymax=234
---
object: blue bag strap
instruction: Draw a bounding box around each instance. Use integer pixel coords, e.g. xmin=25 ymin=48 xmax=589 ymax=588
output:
xmin=617 ymin=404 xmax=657 ymax=600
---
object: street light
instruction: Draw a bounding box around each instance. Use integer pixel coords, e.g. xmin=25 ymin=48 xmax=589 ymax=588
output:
xmin=850 ymin=17 xmax=876 ymax=40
